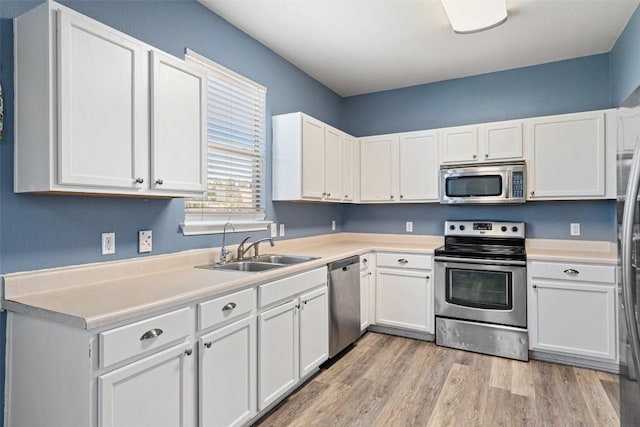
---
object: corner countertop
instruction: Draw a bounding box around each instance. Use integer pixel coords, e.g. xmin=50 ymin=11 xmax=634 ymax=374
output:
xmin=1 ymin=233 xmax=443 ymax=330
xmin=1 ymin=233 xmax=618 ymax=330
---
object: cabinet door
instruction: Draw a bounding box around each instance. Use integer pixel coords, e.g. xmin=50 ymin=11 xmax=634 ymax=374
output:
xmin=200 ymin=316 xmax=256 ymax=427
xmin=528 ymin=112 xmax=605 ymax=199
xmin=481 ymin=120 xmax=523 ymax=161
xmin=399 ymin=131 xmax=439 ymax=201
xmin=342 ymin=135 xmax=355 ymax=201
xmin=529 ymin=280 xmax=616 ymax=361
xmin=299 ymin=287 xmax=329 ymax=377
xmin=150 ymin=51 xmax=207 ymax=194
xmin=301 ymin=116 xmax=326 ymax=200
xmin=360 ymin=136 xmax=396 ymax=201
xmin=360 ymin=269 xmax=371 ymax=331
xmin=324 ymin=127 xmax=343 ymax=201
xmin=258 ymin=300 xmax=299 ymax=411
xmin=376 ymin=268 xmax=432 ymax=333
xmin=57 ymin=10 xmax=147 ymax=189
xmin=441 ymin=126 xmax=478 ymax=163
xmin=98 ymin=343 xmax=194 ymax=427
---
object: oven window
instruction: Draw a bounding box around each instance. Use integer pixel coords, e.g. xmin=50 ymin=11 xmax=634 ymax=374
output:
xmin=446 ymin=268 xmax=513 ymax=310
xmin=446 ymin=175 xmax=502 ymax=197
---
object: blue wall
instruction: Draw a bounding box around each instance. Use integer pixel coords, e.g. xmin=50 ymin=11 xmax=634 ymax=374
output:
xmin=341 ymin=54 xmax=611 ymax=137
xmin=611 ymin=3 xmax=640 ymax=106
xmin=0 ymin=0 xmax=345 ymax=274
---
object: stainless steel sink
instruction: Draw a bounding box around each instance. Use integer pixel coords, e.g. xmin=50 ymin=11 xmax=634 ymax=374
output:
xmin=253 ymin=254 xmax=319 ymax=265
xmin=195 ymin=254 xmax=318 ymax=273
xmin=197 ymin=261 xmax=285 ymax=272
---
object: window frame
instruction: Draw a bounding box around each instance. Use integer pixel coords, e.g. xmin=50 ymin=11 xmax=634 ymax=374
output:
xmin=181 ymin=49 xmax=271 ymax=236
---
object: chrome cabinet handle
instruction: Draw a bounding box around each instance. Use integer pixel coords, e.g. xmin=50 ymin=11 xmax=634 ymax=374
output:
xmin=484 ymin=153 xmax=489 ymax=158
xmin=390 ymin=195 xmax=394 ymax=199
xmin=222 ymin=302 xmax=237 ymax=312
xmin=530 ymin=191 xmax=535 ymax=196
xmin=398 ymin=258 xmax=408 ymax=264
xmin=532 ymin=284 xmax=537 ymax=289
xmin=184 ymin=348 xmax=193 ymax=356
xmin=135 ymin=177 xmax=144 ymax=184
xmin=368 ymin=272 xmax=372 ymax=276
xmin=344 ymin=194 xmax=349 ymax=198
xmin=327 ymin=192 xmax=331 ymax=197
xmin=155 ymin=179 xmax=163 ymax=185
xmin=400 ymin=195 xmax=404 ymax=199
xmin=472 ymin=154 xmax=477 ymax=159
xmin=563 ymin=268 xmax=579 ymax=275
xmin=204 ymin=342 xmax=212 ymax=349
xmin=140 ymin=328 xmax=163 ymax=341
xmin=426 ymin=275 xmax=430 ymax=280
xmin=322 ymin=192 xmax=327 ymax=196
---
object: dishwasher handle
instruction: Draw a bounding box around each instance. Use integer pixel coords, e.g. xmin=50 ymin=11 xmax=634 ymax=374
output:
xmin=328 ymin=255 xmax=360 ymax=272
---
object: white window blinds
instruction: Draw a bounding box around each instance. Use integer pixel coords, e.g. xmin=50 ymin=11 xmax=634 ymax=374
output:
xmin=184 ymin=50 xmax=267 ymax=225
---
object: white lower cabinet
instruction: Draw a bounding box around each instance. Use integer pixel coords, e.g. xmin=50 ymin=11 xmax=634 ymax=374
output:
xmin=258 ymin=300 xmax=299 ymax=410
xmin=199 ymin=316 xmax=256 ymax=427
xmin=528 ymin=261 xmax=617 ymax=363
xmin=98 ymin=343 xmax=194 ymax=427
xmin=375 ymin=253 xmax=433 ymax=333
xmin=299 ymin=287 xmax=330 ymax=377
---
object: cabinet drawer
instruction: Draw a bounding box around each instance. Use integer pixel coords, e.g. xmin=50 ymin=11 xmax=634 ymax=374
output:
xmin=198 ymin=287 xmax=256 ymax=330
xmin=259 ymin=267 xmax=327 ymax=308
xmin=99 ymin=308 xmax=190 ymax=368
xmin=528 ymin=261 xmax=615 ymax=284
xmin=376 ymin=253 xmax=431 ymax=270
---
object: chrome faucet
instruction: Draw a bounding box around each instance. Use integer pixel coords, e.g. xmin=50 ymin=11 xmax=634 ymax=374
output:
xmin=218 ymin=222 xmax=236 ymax=265
xmin=237 ymin=237 xmax=274 ymax=259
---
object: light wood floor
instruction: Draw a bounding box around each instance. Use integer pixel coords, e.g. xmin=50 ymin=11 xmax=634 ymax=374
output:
xmin=255 ymin=332 xmax=620 ymax=426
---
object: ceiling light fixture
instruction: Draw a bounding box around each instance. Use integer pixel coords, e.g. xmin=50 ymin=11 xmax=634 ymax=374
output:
xmin=441 ymin=0 xmax=508 ymax=34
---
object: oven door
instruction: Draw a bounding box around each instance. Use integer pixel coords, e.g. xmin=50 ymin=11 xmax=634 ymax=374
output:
xmin=434 ymin=258 xmax=527 ymax=328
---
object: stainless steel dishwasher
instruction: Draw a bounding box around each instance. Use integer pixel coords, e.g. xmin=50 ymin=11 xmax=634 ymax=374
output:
xmin=328 ymin=255 xmax=361 ymax=358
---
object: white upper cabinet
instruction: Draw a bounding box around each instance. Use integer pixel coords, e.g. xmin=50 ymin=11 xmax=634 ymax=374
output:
xmin=441 ymin=125 xmax=478 ymax=163
xmin=399 ymin=131 xmax=439 ymax=201
xmin=360 ymin=135 xmax=396 ymax=202
xmin=14 ymin=2 xmax=206 ymax=197
xmin=526 ymin=111 xmax=607 ymax=199
xmin=481 ymin=120 xmax=523 ymax=161
xmin=150 ymin=51 xmax=207 ymax=194
xmin=360 ymin=131 xmax=439 ymax=203
xmin=272 ymin=112 xmax=355 ymax=202
xmin=441 ymin=121 xmax=523 ymax=164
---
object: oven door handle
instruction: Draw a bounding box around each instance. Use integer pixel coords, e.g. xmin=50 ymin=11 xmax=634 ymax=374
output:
xmin=434 ymin=256 xmax=526 ymax=267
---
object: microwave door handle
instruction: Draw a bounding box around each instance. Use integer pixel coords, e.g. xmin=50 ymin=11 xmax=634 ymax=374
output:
xmin=505 ymin=172 xmax=511 ymax=199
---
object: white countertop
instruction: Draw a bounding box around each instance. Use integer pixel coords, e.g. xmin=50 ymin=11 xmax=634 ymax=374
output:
xmin=1 ymin=233 xmax=617 ymax=330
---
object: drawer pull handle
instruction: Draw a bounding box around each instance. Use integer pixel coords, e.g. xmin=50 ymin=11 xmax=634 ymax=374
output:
xmin=222 ymin=302 xmax=237 ymax=312
xmin=204 ymin=342 xmax=212 ymax=349
xmin=184 ymin=348 xmax=193 ymax=356
xmin=532 ymin=284 xmax=537 ymax=289
xmin=563 ymin=269 xmax=579 ymax=275
xmin=140 ymin=328 xmax=163 ymax=341
xmin=398 ymin=259 xmax=409 ymax=264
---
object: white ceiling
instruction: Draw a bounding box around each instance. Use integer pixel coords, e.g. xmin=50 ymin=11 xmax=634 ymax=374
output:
xmin=199 ymin=0 xmax=640 ymax=97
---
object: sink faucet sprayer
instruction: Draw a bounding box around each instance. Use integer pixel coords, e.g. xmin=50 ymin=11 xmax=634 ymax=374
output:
xmin=218 ymin=222 xmax=236 ymax=265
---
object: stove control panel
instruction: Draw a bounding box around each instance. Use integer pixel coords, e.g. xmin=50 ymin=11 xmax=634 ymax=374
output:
xmin=444 ymin=221 xmax=525 ymax=238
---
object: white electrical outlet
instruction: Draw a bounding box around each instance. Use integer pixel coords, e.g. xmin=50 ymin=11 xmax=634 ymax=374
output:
xmin=406 ymin=221 xmax=413 ymax=232
xmin=570 ymin=223 xmax=581 ymax=236
xmin=270 ymin=223 xmax=277 ymax=238
xmin=332 ymin=220 xmax=336 ymax=231
xmin=102 ymin=232 xmax=115 ymax=255
xmin=279 ymin=223 xmax=285 ymax=236
xmin=138 ymin=230 xmax=152 ymax=253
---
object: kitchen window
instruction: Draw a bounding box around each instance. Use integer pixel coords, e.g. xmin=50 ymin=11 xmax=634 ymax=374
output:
xmin=181 ymin=49 xmax=270 ymax=235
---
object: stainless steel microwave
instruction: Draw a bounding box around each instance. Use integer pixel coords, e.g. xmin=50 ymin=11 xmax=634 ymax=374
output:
xmin=439 ymin=162 xmax=526 ymax=204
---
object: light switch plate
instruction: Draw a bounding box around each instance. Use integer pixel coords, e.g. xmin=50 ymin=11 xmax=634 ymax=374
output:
xmin=138 ymin=230 xmax=152 ymax=253
xmin=332 ymin=220 xmax=336 ymax=231
xmin=406 ymin=221 xmax=413 ymax=232
xmin=279 ymin=223 xmax=285 ymax=237
xmin=270 ymin=223 xmax=277 ymax=238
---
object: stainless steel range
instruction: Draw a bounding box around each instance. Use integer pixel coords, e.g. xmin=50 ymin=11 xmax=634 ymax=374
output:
xmin=434 ymin=220 xmax=528 ymax=361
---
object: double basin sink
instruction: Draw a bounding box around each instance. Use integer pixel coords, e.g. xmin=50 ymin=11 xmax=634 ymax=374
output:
xmin=196 ymin=254 xmax=319 ymax=273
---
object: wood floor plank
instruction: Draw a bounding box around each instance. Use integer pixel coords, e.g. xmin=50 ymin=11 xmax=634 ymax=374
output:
xmin=511 ymin=359 xmax=536 ymax=398
xmin=254 ymin=333 xmax=621 ymax=427
xmin=574 ymin=368 xmax=620 ymax=426
xmin=489 ymin=357 xmax=512 ymax=391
